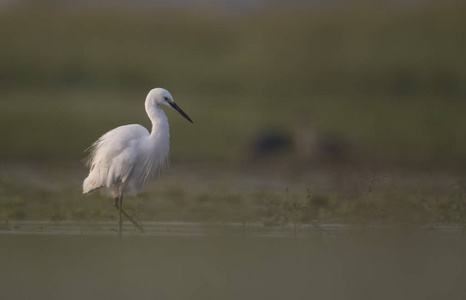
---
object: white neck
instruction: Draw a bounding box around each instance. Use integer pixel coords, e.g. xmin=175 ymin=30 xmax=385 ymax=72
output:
xmin=145 ymin=104 xmax=170 ymax=139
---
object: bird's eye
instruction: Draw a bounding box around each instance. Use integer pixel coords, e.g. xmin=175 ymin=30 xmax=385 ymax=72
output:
xmin=164 ymin=97 xmax=168 ymax=101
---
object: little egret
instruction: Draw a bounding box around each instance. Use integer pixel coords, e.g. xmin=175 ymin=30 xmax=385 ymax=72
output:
xmin=83 ymin=88 xmax=193 ymax=236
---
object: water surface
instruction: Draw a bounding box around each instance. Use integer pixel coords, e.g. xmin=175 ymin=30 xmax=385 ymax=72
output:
xmin=1 ymin=224 xmax=465 ymax=300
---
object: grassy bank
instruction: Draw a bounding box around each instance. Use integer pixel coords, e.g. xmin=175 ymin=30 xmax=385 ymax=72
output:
xmin=1 ymin=162 xmax=464 ymax=228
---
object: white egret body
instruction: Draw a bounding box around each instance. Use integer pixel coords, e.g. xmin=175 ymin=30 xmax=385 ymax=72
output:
xmin=83 ymin=88 xmax=192 ymax=235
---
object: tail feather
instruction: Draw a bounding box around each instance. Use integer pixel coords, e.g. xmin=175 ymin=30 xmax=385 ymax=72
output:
xmin=83 ymin=171 xmax=103 ymax=194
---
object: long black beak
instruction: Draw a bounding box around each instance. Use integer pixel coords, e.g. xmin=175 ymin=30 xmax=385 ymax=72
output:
xmin=170 ymin=102 xmax=193 ymax=123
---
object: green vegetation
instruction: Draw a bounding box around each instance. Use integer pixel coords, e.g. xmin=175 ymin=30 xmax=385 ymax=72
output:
xmin=1 ymin=163 xmax=464 ymax=230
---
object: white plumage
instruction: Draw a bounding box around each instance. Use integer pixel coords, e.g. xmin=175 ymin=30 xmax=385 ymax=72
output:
xmin=83 ymin=123 xmax=169 ymax=197
xmin=82 ymin=88 xmax=192 ymax=235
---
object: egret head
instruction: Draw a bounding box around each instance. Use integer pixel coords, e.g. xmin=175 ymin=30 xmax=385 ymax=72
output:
xmin=146 ymin=88 xmax=193 ymax=123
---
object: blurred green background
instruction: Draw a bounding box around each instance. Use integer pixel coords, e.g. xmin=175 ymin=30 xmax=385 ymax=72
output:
xmin=1 ymin=0 xmax=465 ymax=166
xmin=0 ymin=0 xmax=466 ymax=224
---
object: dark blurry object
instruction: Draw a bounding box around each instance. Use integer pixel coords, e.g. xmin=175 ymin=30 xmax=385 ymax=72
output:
xmin=244 ymin=128 xmax=293 ymax=162
xmin=243 ymin=122 xmax=351 ymax=164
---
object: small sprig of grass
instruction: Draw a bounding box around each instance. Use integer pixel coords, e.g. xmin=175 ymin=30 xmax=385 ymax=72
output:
xmin=361 ymin=171 xmax=387 ymax=228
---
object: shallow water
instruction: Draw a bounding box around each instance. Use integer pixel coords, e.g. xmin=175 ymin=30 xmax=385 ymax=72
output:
xmin=2 ymin=220 xmax=462 ymax=237
xmin=1 ymin=223 xmax=465 ymax=300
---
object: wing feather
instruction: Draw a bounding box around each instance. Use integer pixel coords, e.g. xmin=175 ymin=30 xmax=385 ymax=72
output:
xmin=83 ymin=124 xmax=149 ymax=196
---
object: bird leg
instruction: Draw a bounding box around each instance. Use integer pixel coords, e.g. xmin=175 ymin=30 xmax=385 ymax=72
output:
xmin=113 ymin=196 xmax=145 ymax=234
xmin=118 ymin=196 xmax=123 ymax=237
